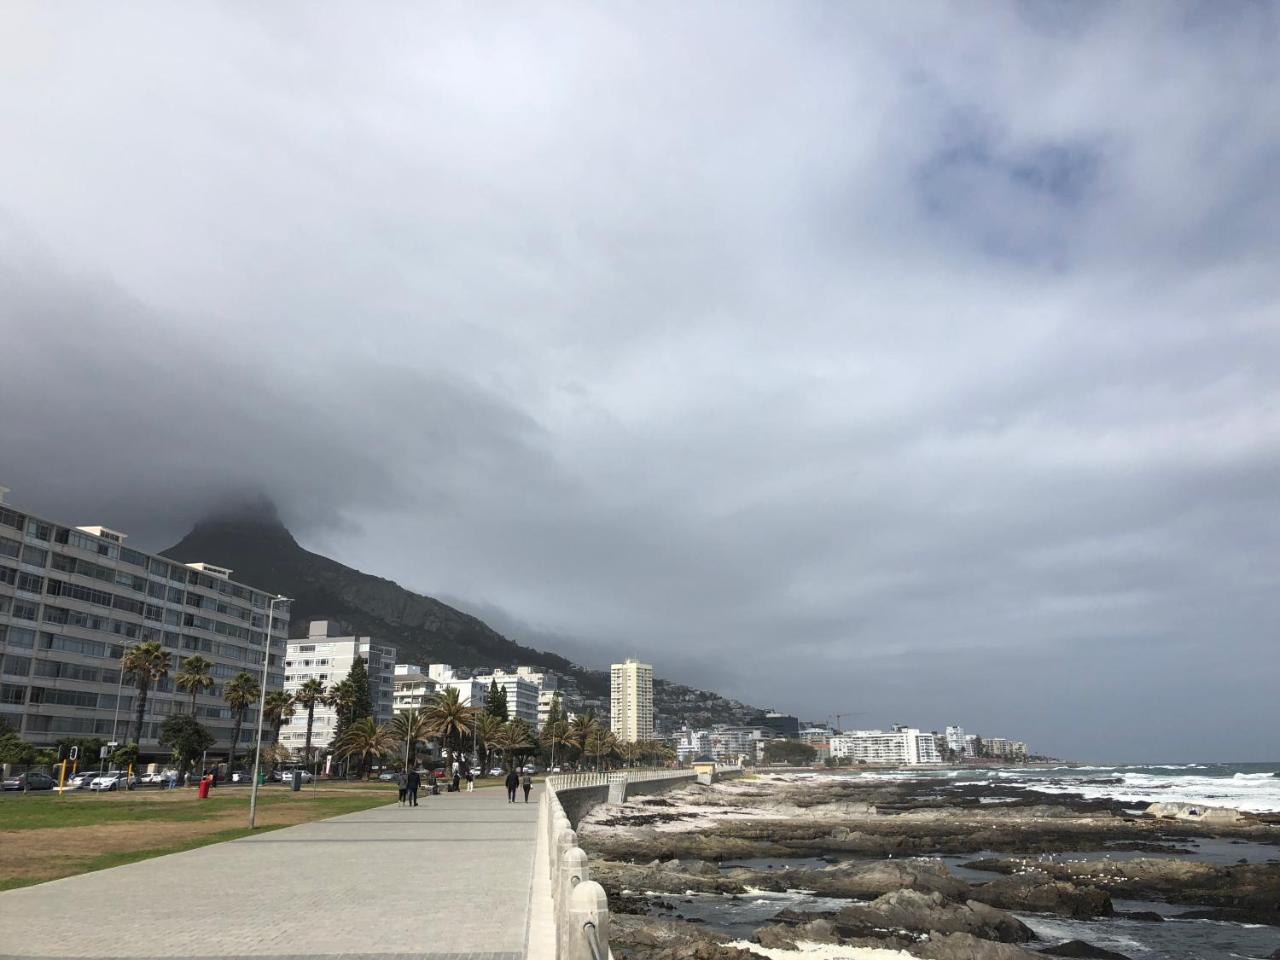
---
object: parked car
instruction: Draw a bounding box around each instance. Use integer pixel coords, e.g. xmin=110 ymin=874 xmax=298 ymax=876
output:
xmin=488 ymin=767 xmax=504 ymax=777
xmin=66 ymin=770 xmax=102 ymax=790
xmin=138 ymin=771 xmax=166 ymax=785
xmin=377 ymin=771 xmax=399 ymax=781
xmin=89 ymin=772 xmax=136 ymax=791
xmin=278 ymin=768 xmax=313 ymax=783
xmin=430 ymin=768 xmax=447 ymax=779
xmin=2 ymin=772 xmax=55 ymax=791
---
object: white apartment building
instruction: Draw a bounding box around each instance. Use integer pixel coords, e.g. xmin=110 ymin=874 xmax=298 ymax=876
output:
xmin=280 ymin=621 xmax=395 ymax=755
xmin=945 ymin=725 xmax=969 ymax=756
xmin=426 ymin=664 xmax=488 ymax=711
xmin=392 ymin=664 xmax=438 ymax=714
xmin=799 ymin=726 xmax=833 ymax=744
xmin=710 ymin=725 xmax=769 ymax=763
xmin=985 ymin=737 xmax=1028 ymax=759
xmin=0 ymin=492 xmax=289 ymax=759
xmin=672 ymin=727 xmax=711 ymax=764
xmin=610 ymin=658 xmax=653 ymax=743
xmin=473 ymin=669 xmax=539 ymax=726
xmin=830 ymin=727 xmax=941 ymax=765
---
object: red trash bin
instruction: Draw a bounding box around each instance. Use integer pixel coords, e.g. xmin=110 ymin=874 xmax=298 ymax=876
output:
xmin=198 ymin=777 xmax=211 ymax=800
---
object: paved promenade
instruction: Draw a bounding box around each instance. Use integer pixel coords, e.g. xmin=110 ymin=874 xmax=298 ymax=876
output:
xmin=0 ymin=785 xmax=540 ymax=960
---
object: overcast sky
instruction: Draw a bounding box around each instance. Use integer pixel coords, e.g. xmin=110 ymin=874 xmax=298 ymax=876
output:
xmin=2 ymin=3 xmax=1277 ymax=762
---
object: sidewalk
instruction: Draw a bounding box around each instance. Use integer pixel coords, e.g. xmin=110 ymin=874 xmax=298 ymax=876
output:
xmin=0 ymin=783 xmax=540 ymax=959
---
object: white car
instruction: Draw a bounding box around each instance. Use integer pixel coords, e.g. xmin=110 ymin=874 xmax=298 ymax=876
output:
xmin=139 ymin=771 xmax=166 ymax=785
xmin=280 ymin=769 xmax=314 ymax=783
xmin=89 ymin=772 xmax=135 ymax=791
xmin=65 ymin=770 xmax=102 ymax=790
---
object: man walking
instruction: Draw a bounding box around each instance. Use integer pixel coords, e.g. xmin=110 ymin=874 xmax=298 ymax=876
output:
xmin=504 ymin=768 xmax=519 ymax=803
xmin=406 ymin=767 xmax=421 ymax=807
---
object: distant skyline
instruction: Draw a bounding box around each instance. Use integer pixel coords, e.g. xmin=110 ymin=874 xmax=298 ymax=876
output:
xmin=1 ymin=4 xmax=1277 ymax=763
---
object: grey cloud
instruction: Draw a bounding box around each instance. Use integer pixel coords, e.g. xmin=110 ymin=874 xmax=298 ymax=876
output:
xmin=1 ymin=2 xmax=1277 ymax=761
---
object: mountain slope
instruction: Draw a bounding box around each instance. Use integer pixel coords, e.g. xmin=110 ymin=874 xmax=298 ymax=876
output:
xmin=161 ymin=501 xmax=767 ymax=724
xmin=160 ymin=503 xmax=590 ymax=685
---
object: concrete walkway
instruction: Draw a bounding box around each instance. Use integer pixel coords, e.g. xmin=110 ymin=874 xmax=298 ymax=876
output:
xmin=0 ymin=784 xmax=540 ymax=960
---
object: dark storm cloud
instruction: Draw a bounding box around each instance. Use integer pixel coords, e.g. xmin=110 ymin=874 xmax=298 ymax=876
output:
xmin=1 ymin=2 xmax=1277 ymax=761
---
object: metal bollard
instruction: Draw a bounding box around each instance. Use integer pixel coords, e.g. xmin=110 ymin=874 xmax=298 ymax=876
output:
xmin=565 ymin=880 xmax=609 ymax=960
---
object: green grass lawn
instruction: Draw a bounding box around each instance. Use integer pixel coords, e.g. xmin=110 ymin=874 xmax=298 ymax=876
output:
xmin=0 ymin=787 xmax=395 ymax=832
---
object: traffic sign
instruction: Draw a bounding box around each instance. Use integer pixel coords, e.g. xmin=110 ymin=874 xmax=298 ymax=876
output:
xmin=68 ymin=746 xmax=79 ymax=761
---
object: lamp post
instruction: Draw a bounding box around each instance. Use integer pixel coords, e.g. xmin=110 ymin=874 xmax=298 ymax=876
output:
xmin=248 ymin=595 xmax=290 ymax=829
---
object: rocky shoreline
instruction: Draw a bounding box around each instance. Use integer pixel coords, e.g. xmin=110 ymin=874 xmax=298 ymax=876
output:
xmin=577 ymin=774 xmax=1280 ymax=960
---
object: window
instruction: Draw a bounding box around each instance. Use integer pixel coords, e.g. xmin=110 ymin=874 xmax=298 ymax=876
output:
xmin=12 ymin=601 xmax=38 ymax=621
xmin=3 ymin=627 xmax=36 ymax=648
xmin=17 ymin=573 xmax=44 ymax=593
xmin=2 ymin=655 xmax=32 ymax=676
xmin=19 ymin=545 xmax=45 ymax=566
xmin=0 ymin=565 xmax=15 ymax=586
xmin=149 ymin=558 xmax=171 ymax=578
xmin=0 ymin=537 xmax=19 ymax=559
xmin=38 ymin=632 xmax=109 ymax=659
xmin=120 ymin=547 xmax=148 ymax=568
xmin=25 ymin=520 xmax=52 ymax=541
xmin=0 ymin=508 xmax=25 ymax=530
xmin=0 ymin=684 xmax=27 ymax=705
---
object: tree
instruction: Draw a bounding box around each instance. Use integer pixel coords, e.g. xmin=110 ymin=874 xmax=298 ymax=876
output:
xmin=174 ymin=655 xmax=214 ymax=714
xmin=475 ymin=711 xmax=505 ymax=773
xmin=263 ymin=691 xmax=295 ymax=769
xmin=388 ymin=709 xmax=434 ymax=768
xmin=762 ymin=740 xmax=817 ymax=766
xmin=540 ymin=718 xmax=571 ymax=769
xmin=222 ymin=671 xmax=260 ymax=772
xmin=0 ymin=722 xmax=34 ymax=765
xmin=334 ymin=656 xmax=373 ymax=743
xmin=972 ymin=735 xmax=986 ymax=758
xmin=159 ymin=713 xmax=215 ymax=783
xmin=332 ymin=718 xmax=396 ymax=779
xmin=294 ymin=678 xmax=326 ymax=770
xmin=108 ymin=742 xmax=139 ymax=770
xmin=568 ymin=712 xmax=599 ymax=765
xmin=582 ymin=727 xmax=618 ymax=771
xmin=424 ymin=687 xmax=475 ymax=764
xmin=485 ymin=680 xmax=508 ymax=721
xmin=122 ymin=641 xmax=170 ymax=746
xmin=545 ymin=692 xmax=564 ymax=728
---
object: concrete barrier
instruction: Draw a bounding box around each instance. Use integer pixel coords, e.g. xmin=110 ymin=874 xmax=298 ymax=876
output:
xmin=528 ymin=765 xmax=742 ymax=959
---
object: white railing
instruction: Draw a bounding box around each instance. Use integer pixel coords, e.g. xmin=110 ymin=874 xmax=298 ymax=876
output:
xmin=531 ymin=765 xmax=741 ymax=959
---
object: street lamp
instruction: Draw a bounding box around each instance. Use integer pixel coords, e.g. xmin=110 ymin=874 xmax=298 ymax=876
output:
xmin=248 ymin=595 xmax=291 ymax=829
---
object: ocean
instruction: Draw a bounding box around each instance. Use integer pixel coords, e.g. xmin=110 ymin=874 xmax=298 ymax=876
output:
xmin=822 ymin=761 xmax=1280 ymax=814
xmin=646 ymin=763 xmax=1280 ymax=959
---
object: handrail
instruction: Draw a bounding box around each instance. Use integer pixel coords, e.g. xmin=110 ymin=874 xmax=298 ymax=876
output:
xmin=583 ymin=921 xmax=604 ymax=960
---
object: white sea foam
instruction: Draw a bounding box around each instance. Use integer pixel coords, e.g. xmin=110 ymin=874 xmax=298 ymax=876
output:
xmin=729 ymin=940 xmax=912 ymax=959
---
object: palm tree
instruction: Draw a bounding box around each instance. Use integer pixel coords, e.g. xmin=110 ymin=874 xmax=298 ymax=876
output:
xmin=122 ymin=641 xmax=170 ymax=746
xmin=584 ymin=728 xmax=618 ymax=772
xmin=619 ymin=739 xmax=642 ymax=768
xmin=506 ymin=718 xmax=535 ymax=770
xmin=263 ymin=690 xmax=295 ymax=767
xmin=475 ymin=712 xmax=504 ymax=774
xmin=568 ymin=712 xmax=599 ymax=766
xmin=174 ymin=655 xmax=213 ymax=714
xmin=424 ymin=687 xmax=475 ymax=766
xmin=388 ymin=709 xmax=434 ymax=768
xmin=332 ymin=718 xmax=397 ymax=779
xmin=222 ymin=671 xmax=260 ymax=772
xmin=294 ymin=678 xmax=326 ymax=772
xmin=540 ymin=719 xmax=571 ymax=770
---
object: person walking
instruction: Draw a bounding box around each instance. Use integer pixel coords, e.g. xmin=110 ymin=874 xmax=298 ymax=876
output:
xmin=504 ymin=768 xmax=519 ymax=803
xmin=406 ymin=767 xmax=421 ymax=807
xmin=521 ymin=770 xmax=532 ymax=803
xmin=397 ymin=770 xmax=408 ymax=806
xmin=451 ymin=769 xmax=461 ymax=793
xmin=465 ymin=768 xmax=474 ymax=792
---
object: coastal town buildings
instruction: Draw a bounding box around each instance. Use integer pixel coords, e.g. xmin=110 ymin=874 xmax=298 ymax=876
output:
xmin=0 ymin=493 xmax=290 ymax=761
xmin=984 ymin=737 xmax=1028 ymax=759
xmin=392 ymin=664 xmax=438 ymax=713
xmin=473 ymin=669 xmax=539 ymax=726
xmin=945 ymin=725 xmax=969 ymax=756
xmin=760 ymin=711 xmax=800 ymax=738
xmin=830 ymin=727 xmax=941 ymax=765
xmin=799 ymin=725 xmax=833 ymax=744
xmin=280 ymin=621 xmax=395 ymax=754
xmin=610 ymin=658 xmax=653 ymax=743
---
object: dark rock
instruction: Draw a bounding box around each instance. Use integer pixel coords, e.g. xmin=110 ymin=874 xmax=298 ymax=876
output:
xmin=835 ymin=889 xmax=1034 ymax=943
xmin=970 ymin=871 xmax=1113 ymax=919
xmin=1112 ymin=911 xmax=1163 ymax=922
xmin=1039 ymin=941 xmax=1132 ymax=959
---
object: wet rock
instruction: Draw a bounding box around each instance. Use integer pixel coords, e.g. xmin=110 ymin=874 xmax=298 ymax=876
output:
xmin=834 ymin=889 xmax=1034 ymax=943
xmin=592 ymin=859 xmax=748 ymax=898
xmin=783 ymin=858 xmax=972 ymax=900
xmin=1145 ymin=801 xmax=1255 ymax=825
xmin=609 ymin=915 xmax=744 ymax=960
xmin=1038 ymin=941 xmax=1132 ymax=959
xmin=969 ymin=870 xmax=1113 ymax=919
xmin=915 ymin=932 xmax=1040 ymax=959
xmin=1112 ymin=910 xmax=1163 ymax=922
xmin=750 ymin=926 xmax=798 ymax=950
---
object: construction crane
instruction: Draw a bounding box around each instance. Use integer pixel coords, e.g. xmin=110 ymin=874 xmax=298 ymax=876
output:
xmin=832 ymin=711 xmax=864 ymax=733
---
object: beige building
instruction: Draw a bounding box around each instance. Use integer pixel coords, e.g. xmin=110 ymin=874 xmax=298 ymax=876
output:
xmin=609 ymin=658 xmax=653 ymax=743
